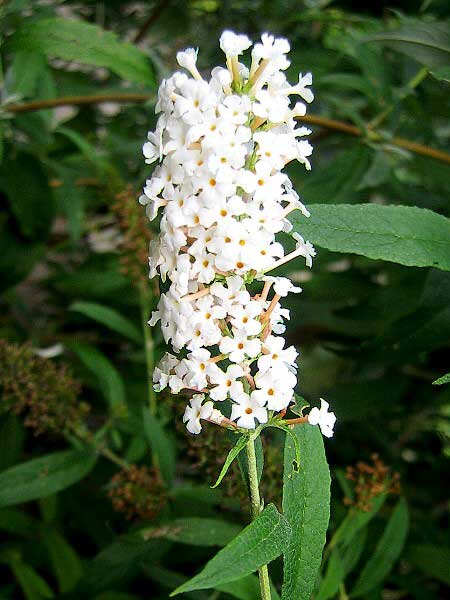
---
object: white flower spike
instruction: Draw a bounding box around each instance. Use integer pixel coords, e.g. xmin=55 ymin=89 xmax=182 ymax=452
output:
xmin=140 ymin=30 xmax=336 ymax=437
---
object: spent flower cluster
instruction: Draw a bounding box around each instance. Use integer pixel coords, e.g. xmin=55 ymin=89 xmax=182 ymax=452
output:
xmin=140 ymin=31 xmax=335 ymax=437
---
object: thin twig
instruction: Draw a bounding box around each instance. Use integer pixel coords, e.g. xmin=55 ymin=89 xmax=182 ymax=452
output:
xmin=5 ymin=94 xmax=450 ymax=165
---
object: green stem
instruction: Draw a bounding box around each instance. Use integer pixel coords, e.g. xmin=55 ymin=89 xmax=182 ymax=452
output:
xmin=139 ymin=283 xmax=156 ymax=415
xmin=246 ymin=437 xmax=272 ymax=600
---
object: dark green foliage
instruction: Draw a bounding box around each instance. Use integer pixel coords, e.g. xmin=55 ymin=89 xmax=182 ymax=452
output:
xmin=0 ymin=1 xmax=449 ymax=599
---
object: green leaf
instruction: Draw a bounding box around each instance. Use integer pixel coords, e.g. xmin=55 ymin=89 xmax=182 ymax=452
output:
xmin=0 ymin=152 xmax=54 ymax=241
xmin=69 ymin=342 xmax=126 ymax=413
xmin=0 ymin=226 xmax=45 ymax=291
xmin=211 ymin=434 xmax=249 ymax=488
xmin=7 ymin=18 xmax=154 ymax=85
xmin=332 ymin=493 xmax=387 ymax=549
xmin=433 ymin=371 xmax=450 ymax=385
xmin=281 ymin=424 xmax=331 ymax=600
xmin=0 ymin=507 xmax=39 ymax=537
xmin=0 ymin=449 xmax=96 ymax=508
xmin=171 ymin=504 xmax=291 ymax=596
xmin=9 ymin=560 xmax=54 ymax=600
xmin=297 ymin=146 xmax=372 ymax=205
xmin=351 ymin=498 xmax=409 ymax=596
xmin=79 ymin=536 xmax=169 ymax=593
xmin=142 ymin=408 xmax=176 ymax=486
xmin=0 ymin=415 xmax=25 ymax=471
xmin=7 ymin=50 xmax=47 ymax=98
xmin=431 ymin=65 xmax=450 ymax=82
xmin=43 ymin=529 xmax=84 ymax=593
xmin=315 ymin=550 xmax=345 ymax=600
xmin=407 ymin=544 xmax=450 ymax=586
xmin=291 ymin=204 xmax=450 ymax=271
xmin=70 ymin=301 xmax=143 ymax=344
xmin=141 ymin=517 xmax=242 ymax=546
xmin=316 ymin=528 xmax=367 ymax=600
xmin=365 ymin=22 xmax=450 ymax=69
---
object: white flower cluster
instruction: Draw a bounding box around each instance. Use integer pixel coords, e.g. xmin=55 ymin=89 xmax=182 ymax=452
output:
xmin=141 ymin=31 xmax=335 ymax=437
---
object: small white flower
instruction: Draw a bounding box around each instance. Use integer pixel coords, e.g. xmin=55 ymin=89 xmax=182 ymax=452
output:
xmin=229 ymin=300 xmax=263 ymax=336
xmin=220 ymin=30 xmax=252 ymax=56
xmin=253 ymin=367 xmax=296 ymax=411
xmin=230 ymin=393 xmax=268 ymax=429
xmin=292 ymin=232 xmax=316 ymax=268
xmin=261 ymin=276 xmax=302 ymax=297
xmin=219 ymin=330 xmax=261 ymax=363
xmin=258 ymin=335 xmax=298 ymax=373
xmin=253 ymin=33 xmax=290 ymax=68
xmin=176 ymin=48 xmax=198 ymax=71
xmin=209 ymin=364 xmax=244 ymax=401
xmin=183 ymin=394 xmax=214 ymax=434
xmin=308 ymin=399 xmax=336 ymax=438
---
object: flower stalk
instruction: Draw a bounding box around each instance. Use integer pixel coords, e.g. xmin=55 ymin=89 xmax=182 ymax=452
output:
xmin=246 ymin=436 xmax=272 ymax=600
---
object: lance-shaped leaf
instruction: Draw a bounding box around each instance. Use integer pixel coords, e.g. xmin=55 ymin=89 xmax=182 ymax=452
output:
xmin=70 ymin=301 xmax=143 ymax=344
xmin=7 ymin=18 xmax=154 ymax=85
xmin=433 ymin=371 xmax=450 ymax=385
xmin=351 ymin=498 xmax=409 ymax=596
xmin=316 ymin=528 xmax=367 ymax=600
xmin=282 ymin=424 xmax=331 ymax=600
xmin=332 ymin=492 xmax=387 ymax=549
xmin=69 ymin=341 xmax=126 ymax=413
xmin=43 ymin=529 xmax=84 ymax=593
xmin=290 ymin=204 xmax=450 ymax=271
xmin=171 ymin=504 xmax=291 ymax=596
xmin=364 ymin=22 xmax=450 ymax=69
xmin=142 ymin=408 xmax=176 ymax=486
xmin=211 ymin=434 xmax=249 ymax=488
xmin=0 ymin=450 xmax=96 ymax=508
xmin=140 ymin=517 xmax=242 ymax=547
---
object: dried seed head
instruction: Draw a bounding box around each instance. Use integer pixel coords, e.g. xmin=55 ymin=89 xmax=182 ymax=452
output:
xmin=112 ymin=186 xmax=153 ymax=285
xmin=343 ymin=453 xmax=401 ymax=512
xmin=0 ymin=340 xmax=88 ymax=436
xmin=107 ymin=464 xmax=167 ymax=521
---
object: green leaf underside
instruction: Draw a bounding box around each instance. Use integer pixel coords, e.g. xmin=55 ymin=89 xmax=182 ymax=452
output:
xmin=351 ymin=498 xmax=409 ymax=596
xmin=290 ymin=204 xmax=450 ymax=271
xmin=7 ymin=18 xmax=154 ymax=85
xmin=70 ymin=301 xmax=143 ymax=343
xmin=0 ymin=450 xmax=96 ymax=508
xmin=140 ymin=517 xmax=242 ymax=547
xmin=364 ymin=23 xmax=450 ymax=69
xmin=171 ymin=504 xmax=291 ymax=596
xmin=282 ymin=425 xmax=331 ymax=600
xmin=211 ymin=434 xmax=248 ymax=488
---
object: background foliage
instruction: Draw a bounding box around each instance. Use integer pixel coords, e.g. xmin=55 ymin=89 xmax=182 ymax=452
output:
xmin=0 ymin=1 xmax=449 ymax=599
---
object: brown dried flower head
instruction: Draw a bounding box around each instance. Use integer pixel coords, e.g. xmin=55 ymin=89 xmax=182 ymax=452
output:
xmin=108 ymin=464 xmax=167 ymax=521
xmin=113 ymin=186 xmax=152 ymax=284
xmin=0 ymin=340 xmax=89 ymax=436
xmin=343 ymin=453 xmax=401 ymax=512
